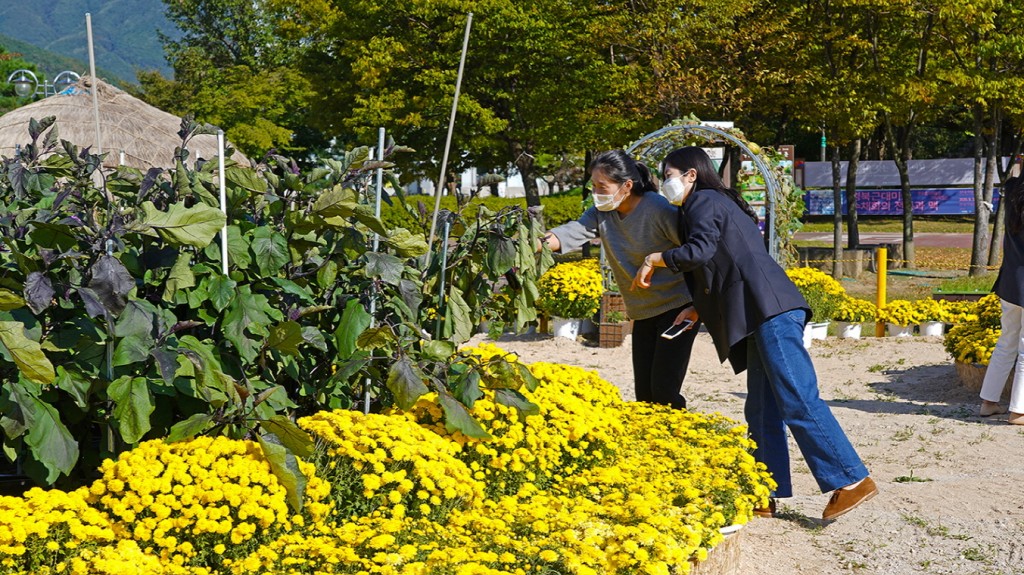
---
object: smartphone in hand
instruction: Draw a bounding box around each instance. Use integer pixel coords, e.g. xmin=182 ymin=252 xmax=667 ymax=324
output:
xmin=661 ymin=320 xmax=694 ymax=339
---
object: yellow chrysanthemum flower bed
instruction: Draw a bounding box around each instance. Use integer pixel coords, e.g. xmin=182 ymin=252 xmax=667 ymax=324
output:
xmin=0 ymin=343 xmax=774 ymax=575
xmin=536 ymin=259 xmax=604 ymax=319
xmin=0 ymin=486 xmax=115 ymax=572
xmin=944 ymin=294 xmax=1002 ymax=365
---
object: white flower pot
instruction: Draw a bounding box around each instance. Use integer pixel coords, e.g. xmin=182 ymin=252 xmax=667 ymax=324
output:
xmin=802 ymin=321 xmax=829 ymax=349
xmin=887 ymin=324 xmax=914 ymax=338
xmin=719 ymin=523 xmax=745 ymax=535
xmin=918 ymin=320 xmax=944 ymax=337
xmin=837 ymin=321 xmax=862 ymax=339
xmin=551 ymin=317 xmax=582 ymax=340
xmin=808 ymin=321 xmax=830 ymax=339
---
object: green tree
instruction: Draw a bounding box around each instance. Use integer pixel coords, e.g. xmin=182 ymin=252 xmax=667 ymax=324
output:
xmin=868 ymin=0 xmax=947 ymax=271
xmin=777 ymin=0 xmax=880 ymax=273
xmin=609 ymin=0 xmax=785 ymax=126
xmin=934 ymin=0 xmax=1024 ymax=274
xmin=276 ymin=0 xmax=624 ymax=207
xmin=135 ymin=0 xmax=317 ymax=158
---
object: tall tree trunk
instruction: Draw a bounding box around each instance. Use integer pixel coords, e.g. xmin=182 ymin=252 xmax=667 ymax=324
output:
xmin=989 ymin=184 xmax=1005 ymax=270
xmin=830 ymin=144 xmax=843 ymax=278
xmin=846 ymin=139 xmax=861 ymax=248
xmin=969 ymin=104 xmax=991 ymax=275
xmin=990 ymin=128 xmax=1023 ymax=268
xmin=884 ymin=115 xmax=915 ymax=269
xmin=981 ymin=115 xmax=999 ymax=272
xmin=514 ymin=145 xmax=541 ymax=209
xmin=892 ymin=124 xmax=917 ymax=268
xmin=896 ymin=152 xmax=914 ymax=270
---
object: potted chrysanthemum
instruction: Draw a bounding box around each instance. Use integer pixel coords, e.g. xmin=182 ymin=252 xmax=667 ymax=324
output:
xmin=833 ymin=297 xmax=876 ymax=339
xmin=877 ymin=299 xmax=920 ymax=337
xmin=536 ymin=259 xmax=603 ymax=339
xmin=785 ymin=267 xmax=846 ymax=346
xmin=943 ymin=295 xmax=1008 ymax=395
xmin=914 ymin=298 xmax=948 ymax=337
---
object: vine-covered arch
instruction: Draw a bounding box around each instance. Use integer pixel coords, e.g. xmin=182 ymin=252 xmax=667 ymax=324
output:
xmin=626 ymin=122 xmax=793 ymax=264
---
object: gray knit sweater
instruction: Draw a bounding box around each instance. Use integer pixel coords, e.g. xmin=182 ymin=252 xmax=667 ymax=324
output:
xmin=549 ymin=193 xmax=692 ymax=320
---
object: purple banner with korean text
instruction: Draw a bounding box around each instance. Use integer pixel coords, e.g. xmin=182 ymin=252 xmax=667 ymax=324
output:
xmin=804 ymin=188 xmax=1002 ymax=216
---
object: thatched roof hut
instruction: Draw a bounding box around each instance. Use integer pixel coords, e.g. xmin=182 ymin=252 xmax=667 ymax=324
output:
xmin=0 ymin=77 xmax=248 ymax=170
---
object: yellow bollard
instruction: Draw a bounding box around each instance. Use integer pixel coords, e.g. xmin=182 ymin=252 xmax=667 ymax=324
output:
xmin=875 ymin=247 xmax=887 ymax=337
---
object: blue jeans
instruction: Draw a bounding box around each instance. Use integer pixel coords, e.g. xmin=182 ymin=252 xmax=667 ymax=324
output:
xmin=745 ymin=309 xmax=868 ymax=496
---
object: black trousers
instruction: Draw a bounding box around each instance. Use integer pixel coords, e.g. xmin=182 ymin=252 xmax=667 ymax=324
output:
xmin=630 ymin=306 xmax=700 ymax=409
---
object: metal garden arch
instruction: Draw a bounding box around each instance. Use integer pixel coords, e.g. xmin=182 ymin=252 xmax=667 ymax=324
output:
xmin=626 ymin=123 xmax=785 ymax=263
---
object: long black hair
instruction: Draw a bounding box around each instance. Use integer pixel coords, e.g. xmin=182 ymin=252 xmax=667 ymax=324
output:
xmin=1004 ymin=175 xmax=1024 ymax=235
xmin=661 ymin=146 xmax=759 ymax=224
xmin=589 ymin=149 xmax=658 ymax=196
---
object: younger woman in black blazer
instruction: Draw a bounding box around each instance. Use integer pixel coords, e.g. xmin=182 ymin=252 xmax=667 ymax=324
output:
xmin=632 ymin=146 xmax=876 ymax=521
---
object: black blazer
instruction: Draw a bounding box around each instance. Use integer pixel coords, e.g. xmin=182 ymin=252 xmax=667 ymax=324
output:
xmin=994 ymin=221 xmax=1024 ymax=307
xmin=662 ymin=188 xmax=809 ymax=374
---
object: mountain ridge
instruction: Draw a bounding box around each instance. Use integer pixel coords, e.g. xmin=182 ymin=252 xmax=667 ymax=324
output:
xmin=0 ymin=33 xmax=126 ymax=87
xmin=0 ymin=0 xmax=178 ymax=85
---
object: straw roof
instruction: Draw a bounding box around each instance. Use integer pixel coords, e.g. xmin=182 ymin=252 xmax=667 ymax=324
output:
xmin=0 ymin=77 xmax=248 ymax=171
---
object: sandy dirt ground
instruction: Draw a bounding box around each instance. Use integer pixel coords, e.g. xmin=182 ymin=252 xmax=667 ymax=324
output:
xmin=467 ymin=329 xmax=1024 ymax=575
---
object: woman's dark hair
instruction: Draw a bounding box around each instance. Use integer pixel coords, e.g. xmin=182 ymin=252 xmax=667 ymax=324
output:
xmin=661 ymin=146 xmax=759 ymax=224
xmin=589 ymin=149 xmax=658 ymax=196
xmin=1004 ymin=175 xmax=1024 ymax=235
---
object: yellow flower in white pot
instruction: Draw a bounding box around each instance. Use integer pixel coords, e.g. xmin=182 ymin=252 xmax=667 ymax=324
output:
xmin=537 ymin=259 xmax=603 ymax=319
xmin=833 ymin=297 xmax=876 ymax=323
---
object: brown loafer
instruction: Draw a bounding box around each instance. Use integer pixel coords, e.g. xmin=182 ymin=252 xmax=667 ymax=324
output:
xmin=823 ymin=477 xmax=878 ymax=521
xmin=753 ymin=498 xmax=776 ymax=518
xmin=1009 ymin=412 xmax=1024 ymax=425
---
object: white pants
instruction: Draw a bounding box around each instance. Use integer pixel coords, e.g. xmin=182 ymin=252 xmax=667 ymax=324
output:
xmin=979 ymin=298 xmax=1024 ymax=413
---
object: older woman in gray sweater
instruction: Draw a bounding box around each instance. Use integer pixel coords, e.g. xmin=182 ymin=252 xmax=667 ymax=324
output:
xmin=539 ymin=150 xmax=696 ymax=408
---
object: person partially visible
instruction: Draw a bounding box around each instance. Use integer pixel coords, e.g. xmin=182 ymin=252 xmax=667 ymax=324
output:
xmin=539 ymin=149 xmax=698 ymax=409
xmin=632 ymin=145 xmax=876 ymax=521
xmin=979 ymin=175 xmax=1024 ymax=422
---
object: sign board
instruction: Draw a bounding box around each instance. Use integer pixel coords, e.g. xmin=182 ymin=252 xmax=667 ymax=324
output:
xmin=804 ymin=188 xmax=1001 ymax=216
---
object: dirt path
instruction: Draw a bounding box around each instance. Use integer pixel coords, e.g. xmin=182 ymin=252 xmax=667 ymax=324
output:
xmin=469 ymin=332 xmax=1024 ymax=575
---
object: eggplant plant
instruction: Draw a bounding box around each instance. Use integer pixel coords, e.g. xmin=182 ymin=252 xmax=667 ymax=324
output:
xmin=0 ymin=116 xmax=551 ymax=498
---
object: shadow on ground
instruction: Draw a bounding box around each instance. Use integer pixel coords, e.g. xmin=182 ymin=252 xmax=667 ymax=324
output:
xmin=722 ymin=363 xmax=1005 ymax=423
xmin=839 ymin=363 xmax=998 ymax=422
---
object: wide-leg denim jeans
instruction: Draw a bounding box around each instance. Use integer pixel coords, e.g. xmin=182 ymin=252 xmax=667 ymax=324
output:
xmin=745 ymin=309 xmax=868 ymax=496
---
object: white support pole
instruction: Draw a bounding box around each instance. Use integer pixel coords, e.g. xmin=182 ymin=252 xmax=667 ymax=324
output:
xmin=427 ymin=12 xmax=473 ymax=250
xmin=85 ymin=13 xmax=102 ymax=155
xmin=218 ymin=130 xmax=229 ymax=275
xmin=373 ymin=127 xmax=385 ymax=246
xmin=364 ymin=127 xmax=386 ymax=415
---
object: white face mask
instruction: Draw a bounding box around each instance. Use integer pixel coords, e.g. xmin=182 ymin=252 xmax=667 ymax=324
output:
xmin=593 ymin=183 xmax=626 ymax=212
xmin=661 ymin=177 xmax=686 ymax=205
